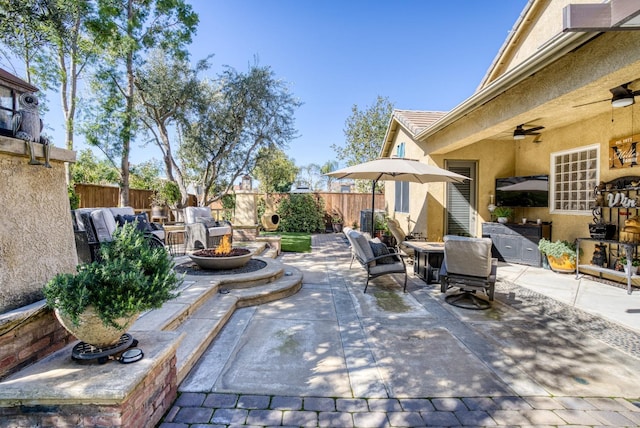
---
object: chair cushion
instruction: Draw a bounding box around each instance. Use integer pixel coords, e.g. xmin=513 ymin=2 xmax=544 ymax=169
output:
xmin=207 ymin=225 xmax=232 ymax=236
xmin=90 ymin=209 xmax=116 ymax=242
xmin=109 ymin=207 xmax=135 ymax=218
xmin=348 ymin=230 xmax=376 ymax=266
xmin=369 ymin=262 xmax=404 ymax=275
xmin=196 ymin=217 xmax=219 ymax=228
xmin=115 ymin=213 xmax=153 ymax=233
xmin=443 ymin=236 xmax=493 ymax=277
xmin=185 ymin=207 xmax=212 ymax=224
xmin=369 ymin=240 xmax=396 ymax=264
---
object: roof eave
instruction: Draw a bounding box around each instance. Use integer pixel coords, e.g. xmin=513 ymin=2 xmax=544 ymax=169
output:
xmin=415 ymin=30 xmax=599 ymax=142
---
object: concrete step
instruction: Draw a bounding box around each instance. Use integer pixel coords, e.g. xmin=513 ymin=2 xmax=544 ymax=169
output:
xmin=131 ymin=257 xmax=304 ymax=383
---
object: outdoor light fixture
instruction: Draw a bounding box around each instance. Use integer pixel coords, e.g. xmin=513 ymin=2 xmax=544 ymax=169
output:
xmin=513 ymin=126 xmax=526 ymax=140
xmin=611 ymin=92 xmax=635 ymax=108
xmin=513 ymin=124 xmax=543 ymax=140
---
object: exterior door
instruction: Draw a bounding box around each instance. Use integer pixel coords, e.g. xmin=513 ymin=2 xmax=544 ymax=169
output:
xmin=445 ymin=161 xmax=477 ymax=237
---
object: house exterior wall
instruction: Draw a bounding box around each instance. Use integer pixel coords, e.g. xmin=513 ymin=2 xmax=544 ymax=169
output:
xmin=384 ymin=126 xmax=430 ymax=237
xmin=435 ymin=140 xmax=516 ymax=239
xmin=0 ymin=137 xmax=77 ymax=313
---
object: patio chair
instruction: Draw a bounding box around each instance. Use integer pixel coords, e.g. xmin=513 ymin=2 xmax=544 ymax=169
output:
xmin=184 ymin=207 xmax=233 ymax=251
xmin=386 ymin=218 xmax=415 ymax=262
xmin=439 ymin=235 xmax=497 ymax=310
xmin=346 ymin=229 xmax=407 ymax=293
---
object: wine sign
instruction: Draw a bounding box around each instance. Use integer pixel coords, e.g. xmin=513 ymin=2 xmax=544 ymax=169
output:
xmin=609 ymin=133 xmax=640 ymax=169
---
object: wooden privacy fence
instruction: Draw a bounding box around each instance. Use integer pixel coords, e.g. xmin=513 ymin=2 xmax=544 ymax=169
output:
xmin=74 ymin=184 xmax=385 ymax=230
xmin=264 ymin=192 xmax=385 ymax=229
xmin=74 ymin=183 xmax=155 ymax=209
xmin=317 ymin=192 xmax=385 ymax=228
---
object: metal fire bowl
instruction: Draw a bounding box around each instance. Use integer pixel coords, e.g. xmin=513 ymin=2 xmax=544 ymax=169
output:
xmin=188 ymin=251 xmax=252 ymax=270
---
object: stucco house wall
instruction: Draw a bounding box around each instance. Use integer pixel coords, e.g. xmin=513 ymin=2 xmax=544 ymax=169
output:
xmin=382 ymin=0 xmax=640 ymax=271
xmin=0 ymin=137 xmax=77 ymax=313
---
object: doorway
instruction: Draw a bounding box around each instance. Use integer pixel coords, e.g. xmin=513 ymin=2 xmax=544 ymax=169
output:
xmin=445 ymin=161 xmax=477 ymax=237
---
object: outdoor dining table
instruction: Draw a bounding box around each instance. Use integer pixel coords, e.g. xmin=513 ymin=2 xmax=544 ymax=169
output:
xmin=402 ymin=241 xmax=445 ymax=284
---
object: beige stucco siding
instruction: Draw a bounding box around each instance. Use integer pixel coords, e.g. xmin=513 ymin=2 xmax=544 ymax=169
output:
xmin=0 ymin=137 xmax=77 ymax=313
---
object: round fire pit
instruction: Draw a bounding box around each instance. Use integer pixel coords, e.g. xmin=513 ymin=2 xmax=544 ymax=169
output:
xmin=189 ymin=248 xmax=252 ymax=270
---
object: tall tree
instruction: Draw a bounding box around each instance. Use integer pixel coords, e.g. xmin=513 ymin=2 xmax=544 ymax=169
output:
xmin=297 ymin=163 xmax=322 ymax=191
xmin=83 ymin=0 xmax=198 ymax=207
xmin=0 ymin=0 xmax=48 ymax=84
xmin=252 ymin=146 xmax=299 ymax=194
xmin=0 ymin=0 xmax=97 ymax=183
xmin=320 ymin=159 xmax=340 ymax=191
xmin=179 ymin=64 xmax=301 ymax=206
xmin=331 ymin=95 xmax=393 ymax=191
xmin=71 ymin=149 xmax=120 ymax=185
xmin=134 ymin=48 xmax=211 ymax=207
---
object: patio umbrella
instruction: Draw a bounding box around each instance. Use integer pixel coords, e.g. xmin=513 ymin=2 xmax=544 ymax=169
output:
xmin=326 ymin=157 xmax=470 ymax=236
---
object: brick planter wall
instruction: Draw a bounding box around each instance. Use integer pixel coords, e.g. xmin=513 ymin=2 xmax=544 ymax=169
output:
xmin=0 ymin=331 xmax=181 ymax=428
xmin=0 ymin=354 xmax=177 ymax=428
xmin=0 ymin=301 xmax=73 ymax=380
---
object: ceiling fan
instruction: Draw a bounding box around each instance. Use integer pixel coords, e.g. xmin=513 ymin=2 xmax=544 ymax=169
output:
xmin=573 ymin=82 xmax=640 ymax=108
xmin=513 ymin=124 xmax=544 ymax=140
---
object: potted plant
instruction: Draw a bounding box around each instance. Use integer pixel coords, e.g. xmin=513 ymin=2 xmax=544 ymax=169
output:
xmin=493 ymin=206 xmax=512 ymax=223
xmin=331 ymin=211 xmax=344 ymax=233
xmin=615 ymin=256 xmax=640 ymax=275
xmin=374 ymin=215 xmax=388 ymax=239
xmin=151 ymin=180 xmax=181 ymax=220
xmin=44 ymin=223 xmax=182 ymax=347
xmin=538 ymin=238 xmax=579 ymax=273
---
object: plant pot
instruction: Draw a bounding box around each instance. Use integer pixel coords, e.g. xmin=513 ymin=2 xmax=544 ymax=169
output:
xmin=332 ymin=223 xmax=343 ymax=233
xmin=546 ymin=254 xmax=576 ymax=274
xmin=55 ymin=306 xmax=139 ymax=348
xmin=497 ymin=217 xmax=508 ymax=224
xmin=623 ymin=265 xmax=638 ymax=276
xmin=151 ymin=205 xmax=168 ymax=218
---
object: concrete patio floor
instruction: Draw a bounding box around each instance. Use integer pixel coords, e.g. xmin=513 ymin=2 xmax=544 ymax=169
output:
xmin=160 ymin=233 xmax=640 ymax=427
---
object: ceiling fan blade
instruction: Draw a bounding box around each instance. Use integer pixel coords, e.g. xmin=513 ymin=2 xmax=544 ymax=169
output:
xmin=523 ymin=126 xmax=544 ymax=134
xmin=573 ymin=98 xmax=609 ymax=108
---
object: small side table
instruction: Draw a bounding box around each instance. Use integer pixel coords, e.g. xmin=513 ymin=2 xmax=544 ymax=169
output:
xmin=164 ymin=224 xmax=185 ymax=256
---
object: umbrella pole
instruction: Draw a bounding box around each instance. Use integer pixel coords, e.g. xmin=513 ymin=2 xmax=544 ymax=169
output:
xmin=371 ymin=179 xmax=377 ymax=236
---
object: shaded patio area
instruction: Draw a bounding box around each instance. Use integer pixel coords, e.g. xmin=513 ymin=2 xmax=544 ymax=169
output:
xmin=161 ymin=233 xmax=640 ymax=427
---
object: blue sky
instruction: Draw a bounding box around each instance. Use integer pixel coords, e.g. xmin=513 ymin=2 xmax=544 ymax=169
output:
xmin=44 ymin=0 xmax=528 ymax=168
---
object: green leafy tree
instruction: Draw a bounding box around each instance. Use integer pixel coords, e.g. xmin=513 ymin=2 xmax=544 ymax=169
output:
xmin=320 ymin=160 xmax=340 ymax=191
xmin=129 ymin=159 xmax=162 ymax=190
xmin=332 ymin=95 xmax=394 ymax=191
xmin=82 ymin=0 xmax=198 ymax=207
xmin=0 ymin=0 xmax=98 ymax=183
xmin=179 ymin=63 xmax=301 ymax=206
xmin=277 ymin=194 xmax=325 ymax=233
xmin=252 ymin=147 xmax=299 ymax=194
xmin=135 ymin=48 xmax=211 ymax=207
xmin=0 ymin=0 xmax=49 ymax=85
xmin=296 ymin=163 xmax=323 ymax=191
xmin=71 ymin=149 xmax=119 ymax=185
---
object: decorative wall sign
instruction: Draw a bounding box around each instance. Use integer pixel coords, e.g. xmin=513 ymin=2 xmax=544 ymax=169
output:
xmin=609 ymin=133 xmax=640 ymax=169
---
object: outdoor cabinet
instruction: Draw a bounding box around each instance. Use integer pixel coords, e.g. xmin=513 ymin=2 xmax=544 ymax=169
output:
xmin=482 ymin=222 xmax=551 ymax=267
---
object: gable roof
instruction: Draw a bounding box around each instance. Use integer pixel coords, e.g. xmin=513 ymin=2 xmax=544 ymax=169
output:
xmin=393 ymin=110 xmax=447 ymax=136
xmin=0 ymin=68 xmax=38 ymax=93
xmin=380 ymin=110 xmax=447 ymax=156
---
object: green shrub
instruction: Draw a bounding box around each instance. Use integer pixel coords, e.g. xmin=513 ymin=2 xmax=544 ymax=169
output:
xmin=538 ymin=238 xmax=579 ymax=263
xmin=44 ymin=223 xmax=182 ymax=329
xmin=68 ymin=185 xmax=80 ymax=210
xmin=277 ymin=193 xmax=325 ymax=233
